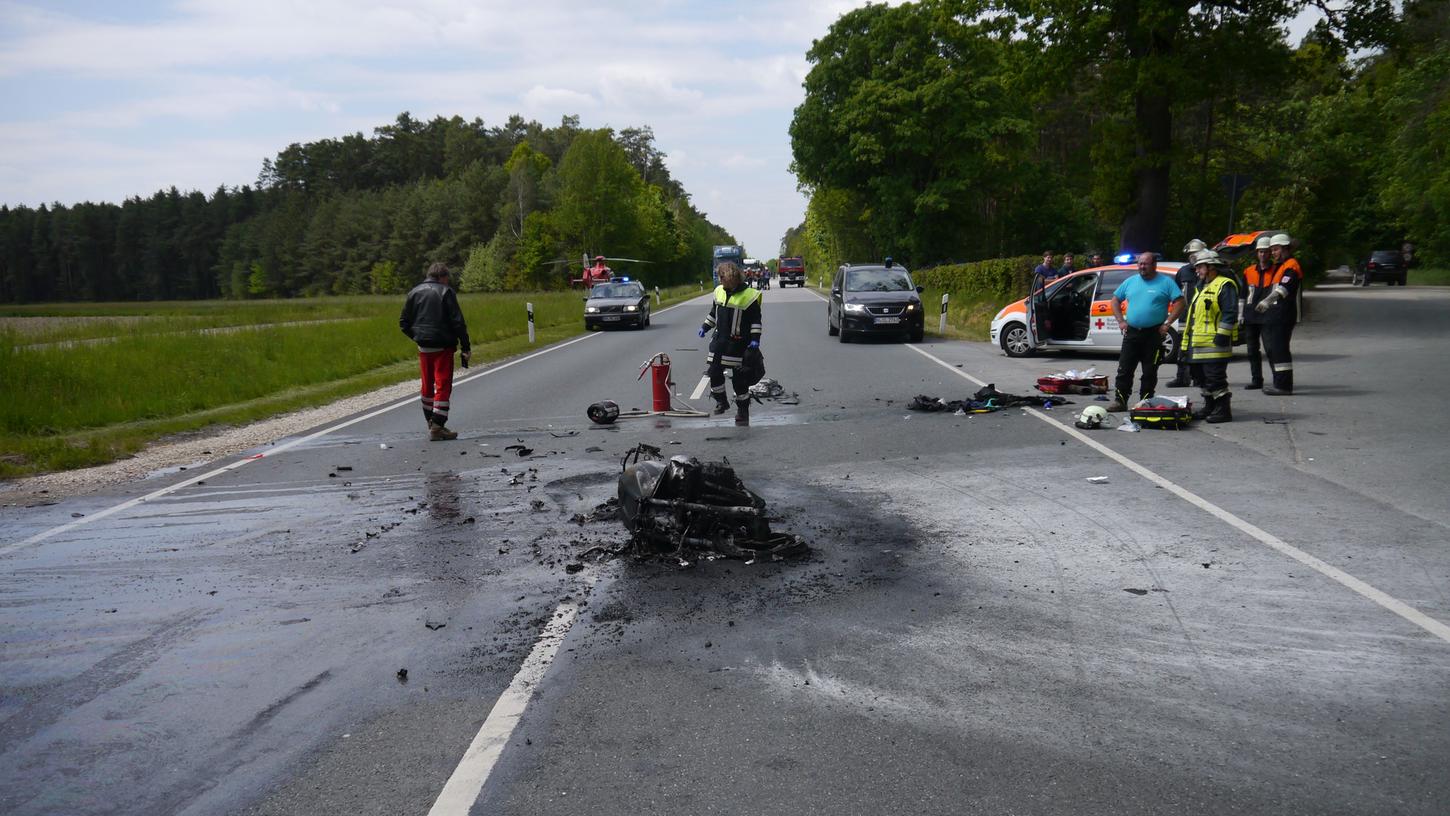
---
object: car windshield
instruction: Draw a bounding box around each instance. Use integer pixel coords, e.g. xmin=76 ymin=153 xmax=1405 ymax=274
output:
xmin=590 ymin=283 xmax=642 ymax=299
xmin=846 ymin=268 xmax=913 ymax=292
xmin=781 ymin=260 xmax=803 ymax=269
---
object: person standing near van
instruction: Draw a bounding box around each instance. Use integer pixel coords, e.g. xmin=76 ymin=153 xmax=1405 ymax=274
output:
xmin=1107 ymin=252 xmax=1184 ymax=412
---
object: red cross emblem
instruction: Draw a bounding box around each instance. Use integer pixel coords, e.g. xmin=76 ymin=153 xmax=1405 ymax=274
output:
xmin=1094 ymin=318 xmax=1105 ymax=329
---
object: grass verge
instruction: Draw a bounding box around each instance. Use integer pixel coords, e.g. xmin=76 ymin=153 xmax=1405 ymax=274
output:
xmin=0 ymin=286 xmax=703 ymax=479
xmin=1409 ymin=268 xmax=1450 ymax=286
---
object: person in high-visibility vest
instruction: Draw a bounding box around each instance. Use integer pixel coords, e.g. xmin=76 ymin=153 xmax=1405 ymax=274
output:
xmin=1240 ymin=235 xmax=1276 ymax=389
xmin=1182 ymin=250 xmax=1239 ymax=423
xmin=1255 ymin=232 xmax=1302 ymax=395
xmin=698 ymin=261 xmax=763 ymax=426
xmin=1166 ymin=238 xmax=1207 ymax=388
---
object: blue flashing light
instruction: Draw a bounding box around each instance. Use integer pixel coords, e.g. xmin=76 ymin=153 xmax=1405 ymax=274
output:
xmin=618 ymin=276 xmax=631 ymax=282
xmin=1113 ymin=252 xmax=1135 ymax=264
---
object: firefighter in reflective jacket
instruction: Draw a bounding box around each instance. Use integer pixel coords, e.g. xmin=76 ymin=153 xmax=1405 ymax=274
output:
xmin=698 ymin=261 xmax=762 ymax=426
xmin=1254 ymin=232 xmax=1301 ymax=395
xmin=1183 ymin=250 xmax=1239 ymax=424
xmin=1241 ymin=235 xmax=1275 ymax=389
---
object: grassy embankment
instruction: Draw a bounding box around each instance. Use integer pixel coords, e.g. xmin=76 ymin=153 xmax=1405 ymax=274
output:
xmin=1409 ymin=268 xmax=1450 ymax=286
xmin=809 ymin=256 xmax=1037 ymax=342
xmin=0 ymin=286 xmax=703 ymax=478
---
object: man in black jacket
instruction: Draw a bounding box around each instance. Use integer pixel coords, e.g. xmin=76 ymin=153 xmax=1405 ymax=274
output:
xmin=400 ymin=263 xmax=472 ymax=440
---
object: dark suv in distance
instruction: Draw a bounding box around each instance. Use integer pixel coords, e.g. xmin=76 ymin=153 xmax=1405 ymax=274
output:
xmin=778 ymin=256 xmax=806 ymax=287
xmin=1355 ymin=250 xmax=1408 ymax=286
xmin=827 ymin=263 xmax=926 ymax=343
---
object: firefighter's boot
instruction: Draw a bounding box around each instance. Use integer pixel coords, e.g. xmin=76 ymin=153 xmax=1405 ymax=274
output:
xmin=734 ymin=398 xmax=751 ymax=427
xmin=1166 ymin=364 xmax=1191 ymax=389
xmin=712 ymin=392 xmax=731 ymax=415
xmin=1206 ymin=393 xmax=1233 ymax=423
xmin=1193 ymin=394 xmax=1216 ymax=421
xmin=1263 ymin=372 xmax=1293 ymax=396
xmin=429 ymin=422 xmax=458 ymax=441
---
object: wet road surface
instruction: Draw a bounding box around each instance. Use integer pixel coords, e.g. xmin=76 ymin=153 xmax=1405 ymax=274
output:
xmin=3 ymin=285 xmax=1449 ymax=815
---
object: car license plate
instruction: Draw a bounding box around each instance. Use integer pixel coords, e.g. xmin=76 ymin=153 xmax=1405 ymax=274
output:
xmin=875 ymin=316 xmax=900 ymax=324
xmin=603 ymin=315 xmax=620 ymax=321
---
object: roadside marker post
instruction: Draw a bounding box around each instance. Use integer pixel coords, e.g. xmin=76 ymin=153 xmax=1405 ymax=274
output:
xmin=939 ymin=293 xmax=949 ymax=334
xmin=526 ymin=302 xmax=535 ymax=344
xmin=654 ymin=286 xmax=661 ymax=305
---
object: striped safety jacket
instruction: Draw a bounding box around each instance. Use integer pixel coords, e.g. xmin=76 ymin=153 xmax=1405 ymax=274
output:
xmin=702 ymin=284 xmax=762 ymax=367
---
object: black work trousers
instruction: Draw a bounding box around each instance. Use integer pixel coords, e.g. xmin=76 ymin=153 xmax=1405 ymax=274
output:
xmin=707 ymin=361 xmax=749 ymax=400
xmin=1189 ymin=360 xmax=1229 ymax=399
xmin=1242 ymin=323 xmax=1265 ymax=385
xmin=1172 ymin=329 xmax=1201 ymax=385
xmin=1263 ymin=321 xmax=1294 ymax=391
xmin=1115 ymin=326 xmax=1163 ymax=404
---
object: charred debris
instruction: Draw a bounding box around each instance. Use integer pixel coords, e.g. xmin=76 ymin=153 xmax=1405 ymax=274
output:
xmin=606 ymin=443 xmax=806 ymax=565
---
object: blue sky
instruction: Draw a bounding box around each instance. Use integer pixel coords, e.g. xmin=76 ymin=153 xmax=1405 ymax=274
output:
xmin=0 ymin=1 xmax=1330 ymax=258
xmin=0 ymin=0 xmax=883 ymax=257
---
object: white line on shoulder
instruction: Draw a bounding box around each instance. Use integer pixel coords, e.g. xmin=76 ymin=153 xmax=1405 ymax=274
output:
xmin=905 ymin=342 xmax=1450 ymax=646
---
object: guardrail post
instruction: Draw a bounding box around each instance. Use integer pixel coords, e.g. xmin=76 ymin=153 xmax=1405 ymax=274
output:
xmin=654 ymin=286 xmax=661 ymax=305
xmin=526 ymin=302 xmax=535 ymax=343
xmin=939 ymin=293 xmax=949 ymax=334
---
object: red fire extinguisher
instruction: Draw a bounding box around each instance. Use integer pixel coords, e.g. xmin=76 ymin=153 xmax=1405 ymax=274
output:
xmin=638 ymin=353 xmax=673 ymax=413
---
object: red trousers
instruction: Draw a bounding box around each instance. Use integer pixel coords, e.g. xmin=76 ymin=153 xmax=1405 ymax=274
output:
xmin=418 ymin=349 xmax=455 ymax=424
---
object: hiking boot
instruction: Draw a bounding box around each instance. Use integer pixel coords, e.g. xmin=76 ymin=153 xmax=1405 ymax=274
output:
xmin=734 ymin=398 xmax=751 ymax=427
xmin=712 ymin=393 xmax=731 ymax=415
xmin=429 ymin=422 xmax=458 ymax=441
xmin=1105 ymin=401 xmax=1127 ymax=413
xmin=1206 ymin=394 xmax=1233 ymax=423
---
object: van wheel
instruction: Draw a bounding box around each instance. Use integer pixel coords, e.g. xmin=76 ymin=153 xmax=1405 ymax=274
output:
xmin=1000 ymin=323 xmax=1032 ymax=357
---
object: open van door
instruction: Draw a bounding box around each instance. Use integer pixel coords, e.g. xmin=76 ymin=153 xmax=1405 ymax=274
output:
xmin=1027 ymin=278 xmax=1049 ymax=349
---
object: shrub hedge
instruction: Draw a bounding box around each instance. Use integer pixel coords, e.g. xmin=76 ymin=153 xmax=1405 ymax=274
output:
xmin=911 ymin=255 xmax=1041 ymax=302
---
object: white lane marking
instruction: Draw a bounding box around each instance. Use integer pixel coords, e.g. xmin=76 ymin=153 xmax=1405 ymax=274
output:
xmin=4 ymin=294 xmax=713 ymax=558
xmin=905 ymin=342 xmax=1450 ymax=645
xmin=689 ymin=375 xmax=710 ymax=400
xmin=427 ymin=593 xmax=587 ymax=815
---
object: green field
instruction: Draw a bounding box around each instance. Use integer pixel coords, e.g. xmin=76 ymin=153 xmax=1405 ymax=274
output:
xmin=1409 ymin=268 xmax=1450 ymax=286
xmin=0 ymin=286 xmax=703 ymax=479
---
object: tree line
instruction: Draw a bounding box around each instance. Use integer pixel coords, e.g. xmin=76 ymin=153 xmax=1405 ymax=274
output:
xmin=784 ymin=0 xmax=1447 ymax=275
xmin=0 ymin=114 xmax=736 ymax=303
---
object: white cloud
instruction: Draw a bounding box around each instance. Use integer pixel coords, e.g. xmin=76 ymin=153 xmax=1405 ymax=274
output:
xmin=0 ymin=0 xmax=869 ymax=254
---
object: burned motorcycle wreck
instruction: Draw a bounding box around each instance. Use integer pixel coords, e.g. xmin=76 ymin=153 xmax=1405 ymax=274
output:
xmin=617 ymin=444 xmax=806 ymax=562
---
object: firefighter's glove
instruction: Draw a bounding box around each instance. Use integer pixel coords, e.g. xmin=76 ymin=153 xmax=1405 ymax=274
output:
xmin=698 ymin=326 xmax=708 ymax=338
xmin=747 ymin=340 xmax=759 ymax=349
xmin=1254 ymin=300 xmax=1270 ymax=314
xmin=1213 ymin=333 xmax=1230 ymax=348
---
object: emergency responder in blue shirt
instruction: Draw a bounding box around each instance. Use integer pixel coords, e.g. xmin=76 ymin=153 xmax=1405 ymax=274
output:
xmin=1107 ymin=252 xmax=1185 ymax=412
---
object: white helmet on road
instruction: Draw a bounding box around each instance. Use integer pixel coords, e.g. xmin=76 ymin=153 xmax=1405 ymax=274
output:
xmin=1075 ymin=405 xmax=1109 ymax=429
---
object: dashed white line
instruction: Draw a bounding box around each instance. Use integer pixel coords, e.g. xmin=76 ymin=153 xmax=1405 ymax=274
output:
xmin=426 ymin=592 xmax=588 ymax=815
xmin=689 ymin=375 xmax=710 ymax=400
xmin=905 ymin=342 xmax=1450 ymax=645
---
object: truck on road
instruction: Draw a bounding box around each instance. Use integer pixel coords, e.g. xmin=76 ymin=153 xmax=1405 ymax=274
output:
xmin=712 ymin=245 xmax=744 ymax=285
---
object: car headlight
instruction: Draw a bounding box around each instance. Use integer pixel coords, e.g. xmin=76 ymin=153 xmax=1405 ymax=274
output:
xmin=585 ymin=306 xmax=599 ymax=314
xmin=843 ymin=303 xmax=866 ymax=314
xmin=905 ymin=303 xmax=917 ymax=311
xmin=624 ymin=305 xmax=638 ymax=312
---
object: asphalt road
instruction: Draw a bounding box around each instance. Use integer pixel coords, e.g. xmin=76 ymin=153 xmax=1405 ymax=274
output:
xmin=2 ymin=283 xmax=1448 ymax=815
